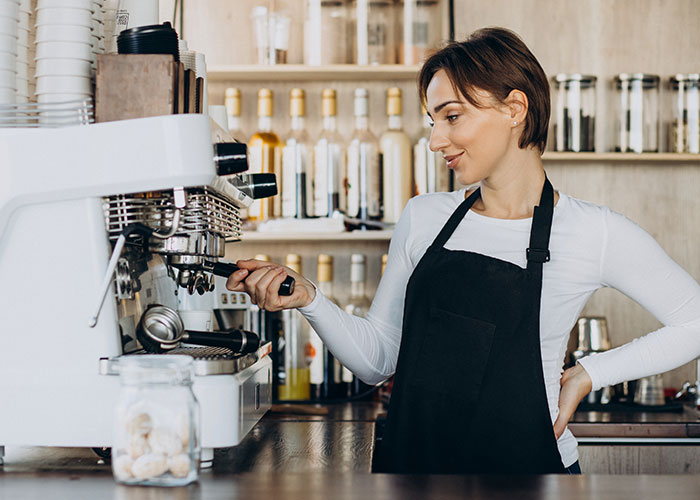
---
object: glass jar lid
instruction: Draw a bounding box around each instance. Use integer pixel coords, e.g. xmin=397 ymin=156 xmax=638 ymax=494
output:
xmin=553 ymin=73 xmax=597 ymax=88
xmin=118 ymin=355 xmax=194 ymax=386
xmin=670 ymin=73 xmax=700 ymax=89
xmin=615 ymin=73 xmax=660 ymax=89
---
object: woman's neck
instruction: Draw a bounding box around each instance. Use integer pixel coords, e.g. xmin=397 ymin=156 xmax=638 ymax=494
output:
xmin=469 ymin=148 xmax=558 ymax=219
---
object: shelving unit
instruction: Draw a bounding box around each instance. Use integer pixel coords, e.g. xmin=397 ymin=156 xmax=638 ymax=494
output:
xmin=543 ymin=152 xmax=700 ymax=162
xmin=208 ymin=65 xmax=422 ymax=81
xmin=240 ymin=230 xmax=393 ymax=242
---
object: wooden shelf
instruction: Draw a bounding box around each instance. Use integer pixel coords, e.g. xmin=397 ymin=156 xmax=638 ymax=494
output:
xmin=207 ymin=64 xmax=421 ymax=81
xmin=542 ymin=152 xmax=700 ymax=162
xmin=238 ymin=230 xmax=393 ymax=242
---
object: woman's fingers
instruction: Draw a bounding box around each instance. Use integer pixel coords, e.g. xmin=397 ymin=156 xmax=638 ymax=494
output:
xmin=263 ymin=269 xmax=292 ymax=311
xmin=553 ymin=365 xmax=593 ymax=439
xmin=225 ymin=268 xmax=249 ymax=292
xmin=254 ymin=267 xmax=285 ymax=310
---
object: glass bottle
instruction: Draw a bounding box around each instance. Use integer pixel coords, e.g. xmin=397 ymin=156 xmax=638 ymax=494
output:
xmin=310 ymin=254 xmax=342 ymax=400
xmin=224 ymin=87 xmax=245 ymax=142
xmin=344 ymin=254 xmax=373 ymax=397
xmin=281 ymin=88 xmax=314 ymax=218
xmin=304 ymin=0 xmax=348 ymax=65
xmin=552 ymin=74 xmax=596 ymax=152
xmin=614 ymin=73 xmax=660 ymax=153
xmin=314 ymin=89 xmax=346 ymax=217
xmin=414 ymin=104 xmax=449 ymax=194
xmin=346 ymin=88 xmax=382 ymax=225
xmin=278 ymin=254 xmax=311 ymax=400
xmin=397 ymin=0 xmax=442 ymax=65
xmin=112 ymin=355 xmax=199 ymax=486
xmin=380 ymin=87 xmax=413 ymax=223
xmin=349 ymin=0 xmax=396 ymax=65
xmin=670 ymin=74 xmax=700 ymax=154
xmin=249 ymin=88 xmax=282 ymax=221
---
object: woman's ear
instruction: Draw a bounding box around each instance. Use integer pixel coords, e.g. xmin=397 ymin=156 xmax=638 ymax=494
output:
xmin=504 ymin=89 xmax=528 ymax=125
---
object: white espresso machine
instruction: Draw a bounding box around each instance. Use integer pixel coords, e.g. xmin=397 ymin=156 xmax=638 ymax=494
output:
xmin=0 ymin=113 xmax=273 ymax=465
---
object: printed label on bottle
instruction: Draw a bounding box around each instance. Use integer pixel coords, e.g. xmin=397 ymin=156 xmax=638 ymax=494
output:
xmin=282 ymin=143 xmax=298 ymax=217
xmin=346 ymin=142 xmax=360 ymax=218
xmin=307 ymin=330 xmax=324 ymax=385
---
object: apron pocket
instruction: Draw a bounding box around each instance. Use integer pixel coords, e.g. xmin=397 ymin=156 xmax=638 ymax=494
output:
xmin=410 ymin=306 xmax=496 ymax=404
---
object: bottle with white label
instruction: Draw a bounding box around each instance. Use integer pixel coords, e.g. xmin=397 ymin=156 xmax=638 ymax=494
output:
xmin=224 ymin=87 xmax=245 ymax=142
xmin=282 ymin=89 xmax=314 ymax=218
xmin=380 ymin=87 xmax=413 ymax=223
xmin=346 ymin=88 xmax=381 ymax=224
xmin=344 ymin=254 xmax=372 ymax=397
xmin=249 ymin=88 xmax=282 ymax=221
xmin=314 ymin=89 xmax=346 ymax=217
xmin=414 ymin=104 xmax=449 ymax=194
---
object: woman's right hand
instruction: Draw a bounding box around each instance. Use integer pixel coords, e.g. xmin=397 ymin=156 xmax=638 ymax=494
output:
xmin=225 ymin=259 xmax=316 ymax=311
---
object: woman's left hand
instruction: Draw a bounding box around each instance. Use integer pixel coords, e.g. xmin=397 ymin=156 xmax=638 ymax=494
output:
xmin=553 ymin=364 xmax=593 ymax=439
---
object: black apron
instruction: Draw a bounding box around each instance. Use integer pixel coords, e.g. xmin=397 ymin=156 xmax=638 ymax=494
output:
xmin=373 ymin=177 xmax=566 ymax=474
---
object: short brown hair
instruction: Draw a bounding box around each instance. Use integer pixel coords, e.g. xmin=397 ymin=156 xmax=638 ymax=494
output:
xmin=418 ymin=27 xmax=550 ymax=154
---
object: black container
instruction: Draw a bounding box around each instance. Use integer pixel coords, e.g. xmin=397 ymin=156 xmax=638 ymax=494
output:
xmin=117 ymin=22 xmax=180 ymax=61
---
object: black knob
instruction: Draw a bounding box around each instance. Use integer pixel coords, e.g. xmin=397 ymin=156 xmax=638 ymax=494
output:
xmin=247 ymin=173 xmax=278 ymax=200
xmin=215 ymin=142 xmax=249 ymax=175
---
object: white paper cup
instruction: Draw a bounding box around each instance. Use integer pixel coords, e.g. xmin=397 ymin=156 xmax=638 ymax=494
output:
xmin=36 ymin=24 xmax=92 ymax=43
xmin=37 ymin=0 xmax=92 ymax=10
xmin=15 ymin=41 xmax=26 ymax=61
xmin=36 ymin=74 xmax=91 ymax=94
xmin=36 ymin=57 xmax=91 ymax=76
xmin=0 ymin=34 xmax=17 ymax=55
xmin=18 ymin=10 xmax=28 ymax=27
xmin=36 ymin=8 xmax=94 ymax=27
xmin=0 ymin=87 xmax=15 ymax=103
xmin=16 ymin=26 xmax=27 ymax=45
xmin=16 ymin=74 xmax=27 ymax=93
xmin=37 ymin=91 xmax=90 ymax=103
xmin=0 ymin=16 xmax=18 ymax=36
xmin=14 ymin=59 xmax=26 ymax=77
xmin=118 ymin=0 xmax=158 ymax=30
xmin=35 ymin=41 xmax=92 ymax=61
xmin=0 ymin=66 xmax=16 ymax=84
xmin=0 ymin=49 xmax=14 ymax=69
xmin=0 ymin=3 xmax=20 ymax=20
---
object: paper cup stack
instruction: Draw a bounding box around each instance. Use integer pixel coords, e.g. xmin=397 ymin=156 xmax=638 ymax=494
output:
xmin=102 ymin=0 xmax=117 ymax=53
xmin=0 ymin=0 xmax=19 ymax=106
xmin=34 ymin=0 xmax=94 ymax=106
xmin=14 ymin=0 xmax=30 ymax=103
xmin=90 ymin=0 xmax=104 ymax=74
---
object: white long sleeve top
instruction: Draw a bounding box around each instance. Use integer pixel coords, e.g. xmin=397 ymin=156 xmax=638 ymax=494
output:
xmin=298 ymin=188 xmax=700 ymax=468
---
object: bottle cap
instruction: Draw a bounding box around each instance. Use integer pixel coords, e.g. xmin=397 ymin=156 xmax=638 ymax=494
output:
xmin=225 ymin=87 xmax=241 ymax=116
xmin=290 ymin=88 xmax=305 ymax=117
xmin=354 ymin=88 xmax=369 ymax=117
xmin=255 ymin=254 xmax=272 ymax=262
xmin=317 ymin=254 xmax=333 ymax=282
xmin=322 ymin=89 xmax=337 ymax=117
xmin=387 ymin=87 xmax=402 ymax=116
xmin=351 ymin=254 xmax=366 ymax=264
xmin=257 ymin=88 xmax=273 ymax=117
xmin=285 ymin=254 xmax=302 ymax=274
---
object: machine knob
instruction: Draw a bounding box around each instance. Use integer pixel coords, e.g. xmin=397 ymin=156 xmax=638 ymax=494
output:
xmin=246 ymin=173 xmax=278 ymax=200
xmin=214 ymin=142 xmax=248 ymax=175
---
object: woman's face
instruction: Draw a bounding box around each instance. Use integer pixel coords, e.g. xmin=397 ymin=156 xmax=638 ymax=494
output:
xmin=426 ymin=69 xmax=514 ymax=186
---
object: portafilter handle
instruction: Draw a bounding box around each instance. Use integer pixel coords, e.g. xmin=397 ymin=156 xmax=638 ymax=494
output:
xmin=183 ymin=329 xmax=260 ymax=355
xmin=209 ymin=261 xmax=295 ymax=296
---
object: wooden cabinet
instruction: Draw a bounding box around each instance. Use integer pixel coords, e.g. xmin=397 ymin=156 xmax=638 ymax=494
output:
xmin=579 ymin=443 xmax=700 ymax=474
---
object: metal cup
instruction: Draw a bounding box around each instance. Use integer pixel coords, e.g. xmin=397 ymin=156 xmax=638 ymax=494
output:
xmin=634 ymin=374 xmax=665 ymax=406
xmin=575 ymin=317 xmax=612 ymax=352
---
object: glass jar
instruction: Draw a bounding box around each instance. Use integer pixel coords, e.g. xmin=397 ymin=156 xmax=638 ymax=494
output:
xmin=669 ymin=74 xmax=700 ymax=153
xmin=552 ymin=74 xmax=597 ymax=152
xmin=614 ymin=73 xmax=660 ymax=153
xmin=349 ymin=0 xmax=396 ymax=65
xmin=397 ymin=0 xmax=441 ymax=64
xmin=304 ymin=0 xmax=348 ymax=65
xmin=112 ymin=355 xmax=200 ymax=486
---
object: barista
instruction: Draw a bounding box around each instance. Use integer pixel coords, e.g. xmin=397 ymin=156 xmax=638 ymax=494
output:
xmin=226 ymin=27 xmax=700 ymax=474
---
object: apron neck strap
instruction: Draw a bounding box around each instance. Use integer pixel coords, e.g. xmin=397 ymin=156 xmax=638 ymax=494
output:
xmin=428 ymin=175 xmax=556 ymax=270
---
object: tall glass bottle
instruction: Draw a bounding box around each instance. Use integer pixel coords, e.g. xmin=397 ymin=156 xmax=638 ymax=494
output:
xmin=249 ymin=88 xmax=282 ymax=221
xmin=344 ymin=254 xmax=373 ymax=397
xmin=282 ymin=88 xmax=314 ymax=218
xmin=380 ymin=87 xmax=413 ymax=223
xmin=314 ymin=89 xmax=346 ymax=217
xmin=346 ymin=88 xmax=382 ymax=225
xmin=224 ymin=87 xmax=245 ymax=142
xmin=414 ymin=104 xmax=449 ymax=195
xmin=349 ymin=0 xmax=396 ymax=64
xmin=278 ymin=254 xmax=311 ymax=400
xmin=310 ymin=254 xmax=341 ymax=400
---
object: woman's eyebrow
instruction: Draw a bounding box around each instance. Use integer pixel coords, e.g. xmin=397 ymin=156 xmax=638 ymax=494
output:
xmin=432 ymin=100 xmax=463 ymax=115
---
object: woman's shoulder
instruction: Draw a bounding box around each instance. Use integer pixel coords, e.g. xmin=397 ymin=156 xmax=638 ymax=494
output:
xmin=408 ymin=189 xmax=467 ymax=212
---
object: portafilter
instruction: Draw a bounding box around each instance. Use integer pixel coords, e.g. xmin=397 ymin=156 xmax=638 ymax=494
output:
xmin=137 ymin=305 xmax=260 ymax=354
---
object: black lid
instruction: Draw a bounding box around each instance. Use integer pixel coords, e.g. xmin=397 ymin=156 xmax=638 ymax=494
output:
xmin=214 ymin=142 xmax=249 ymax=175
xmin=247 ymin=173 xmax=278 ymax=200
xmin=117 ymin=22 xmax=180 ymax=61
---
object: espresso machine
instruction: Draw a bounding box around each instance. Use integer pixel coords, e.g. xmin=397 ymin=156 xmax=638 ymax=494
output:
xmin=0 ymin=113 xmax=277 ymax=465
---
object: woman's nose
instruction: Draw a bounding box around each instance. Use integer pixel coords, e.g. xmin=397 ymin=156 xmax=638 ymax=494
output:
xmin=429 ymin=125 xmax=449 ymax=152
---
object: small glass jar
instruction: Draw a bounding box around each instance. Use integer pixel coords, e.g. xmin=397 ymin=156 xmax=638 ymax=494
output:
xmin=614 ymin=73 xmax=660 ymax=153
xmin=304 ymin=0 xmax=348 ymax=65
xmin=349 ymin=0 xmax=396 ymax=65
xmin=669 ymin=74 xmax=700 ymax=153
xmin=112 ymin=355 xmax=200 ymax=487
xmin=397 ymin=0 xmax=442 ymax=64
xmin=552 ymin=74 xmax=597 ymax=152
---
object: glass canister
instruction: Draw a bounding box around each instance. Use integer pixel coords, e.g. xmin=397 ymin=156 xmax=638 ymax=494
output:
xmin=553 ymin=74 xmax=597 ymax=152
xmin=397 ymin=0 xmax=442 ymax=64
xmin=304 ymin=0 xmax=348 ymax=65
xmin=614 ymin=74 xmax=660 ymax=153
xmin=112 ymin=355 xmax=200 ymax=486
xmin=670 ymin=74 xmax=700 ymax=153
xmin=349 ymin=0 xmax=396 ymax=65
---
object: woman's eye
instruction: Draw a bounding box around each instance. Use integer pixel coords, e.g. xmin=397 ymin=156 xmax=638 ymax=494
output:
xmin=447 ymin=114 xmax=459 ymax=122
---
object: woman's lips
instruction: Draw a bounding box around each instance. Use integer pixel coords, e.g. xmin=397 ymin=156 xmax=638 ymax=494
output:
xmin=444 ymin=152 xmax=463 ymax=169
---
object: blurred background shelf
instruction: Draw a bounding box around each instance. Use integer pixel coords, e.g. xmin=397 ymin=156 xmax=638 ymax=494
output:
xmin=542 ymin=152 xmax=700 ymax=162
xmin=207 ymin=64 xmax=422 ymax=81
xmin=239 ymin=230 xmax=393 ymax=242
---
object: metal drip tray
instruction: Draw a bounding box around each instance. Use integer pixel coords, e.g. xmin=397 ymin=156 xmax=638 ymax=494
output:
xmin=100 ymin=341 xmax=272 ymax=376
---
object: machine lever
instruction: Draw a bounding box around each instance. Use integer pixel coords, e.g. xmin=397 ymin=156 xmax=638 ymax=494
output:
xmin=208 ymin=261 xmax=295 ymax=296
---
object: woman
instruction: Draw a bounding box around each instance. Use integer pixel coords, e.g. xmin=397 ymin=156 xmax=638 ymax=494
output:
xmin=226 ymin=28 xmax=700 ymax=474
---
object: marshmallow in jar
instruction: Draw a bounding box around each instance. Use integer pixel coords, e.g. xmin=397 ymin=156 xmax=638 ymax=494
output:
xmin=112 ymin=355 xmax=200 ymax=486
